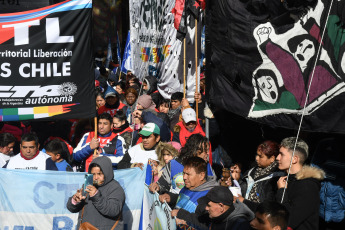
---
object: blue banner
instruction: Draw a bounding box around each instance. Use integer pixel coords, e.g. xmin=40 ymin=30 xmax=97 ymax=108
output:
xmin=141 ymin=185 xmax=176 ymax=230
xmin=0 ymin=167 xmax=145 ymax=229
xmin=121 ymin=31 xmax=132 ymax=74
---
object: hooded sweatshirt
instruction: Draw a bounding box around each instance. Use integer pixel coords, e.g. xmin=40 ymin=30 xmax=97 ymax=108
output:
xmin=67 ymin=156 xmax=125 ymax=230
xmin=174 ymin=175 xmax=218 ymax=213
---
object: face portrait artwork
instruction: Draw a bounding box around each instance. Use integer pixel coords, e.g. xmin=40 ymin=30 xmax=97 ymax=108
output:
xmin=255 ymin=69 xmax=279 ymax=104
xmin=288 ymin=36 xmax=316 ymax=73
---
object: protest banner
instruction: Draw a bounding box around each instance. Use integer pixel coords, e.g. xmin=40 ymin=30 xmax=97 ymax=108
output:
xmin=0 ymin=167 xmax=145 ymax=229
xmin=141 ymin=185 xmax=176 ymax=230
xmin=0 ymin=0 xmax=95 ymax=122
xmin=129 ymin=0 xmax=200 ymax=102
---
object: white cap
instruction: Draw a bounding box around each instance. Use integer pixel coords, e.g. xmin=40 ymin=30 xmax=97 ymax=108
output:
xmin=182 ymin=108 xmax=196 ymax=123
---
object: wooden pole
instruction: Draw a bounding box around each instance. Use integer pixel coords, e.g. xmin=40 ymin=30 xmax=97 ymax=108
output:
xmin=195 ymin=18 xmax=199 ymax=120
xmin=183 ymin=38 xmax=186 ymax=98
xmin=93 ymin=117 xmax=98 ymax=155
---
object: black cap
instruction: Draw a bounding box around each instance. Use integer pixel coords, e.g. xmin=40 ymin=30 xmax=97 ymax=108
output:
xmin=198 ymin=186 xmax=234 ymax=206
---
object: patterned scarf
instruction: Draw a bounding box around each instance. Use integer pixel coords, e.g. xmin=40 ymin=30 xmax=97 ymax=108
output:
xmin=247 ymin=161 xmax=278 ymax=203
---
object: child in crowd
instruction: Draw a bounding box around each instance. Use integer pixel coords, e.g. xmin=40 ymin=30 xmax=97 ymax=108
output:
xmin=158 ymin=99 xmax=170 ymax=114
xmin=155 ymin=142 xmax=181 ymax=179
xmin=45 ymin=139 xmax=73 ymax=172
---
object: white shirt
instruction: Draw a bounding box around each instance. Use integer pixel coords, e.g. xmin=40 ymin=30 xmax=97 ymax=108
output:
xmin=6 ymin=151 xmax=50 ymax=170
xmin=128 ymin=144 xmax=158 ymax=164
xmin=0 ymin=152 xmax=10 ymax=168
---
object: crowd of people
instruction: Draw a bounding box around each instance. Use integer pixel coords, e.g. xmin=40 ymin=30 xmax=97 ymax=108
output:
xmin=0 ymin=66 xmax=343 ymax=230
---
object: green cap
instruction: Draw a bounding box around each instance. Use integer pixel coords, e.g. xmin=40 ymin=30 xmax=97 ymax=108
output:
xmin=139 ymin=123 xmax=160 ymax=136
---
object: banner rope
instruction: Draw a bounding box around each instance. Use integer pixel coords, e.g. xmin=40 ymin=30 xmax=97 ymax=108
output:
xmin=281 ymin=0 xmax=335 ymax=203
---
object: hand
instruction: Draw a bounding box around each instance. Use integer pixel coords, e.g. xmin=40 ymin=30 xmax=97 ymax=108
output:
xmin=171 ymin=209 xmax=179 ymax=217
xmin=89 ymin=138 xmax=100 ymax=150
xmin=133 ymin=163 xmax=144 ymax=170
xmin=277 ymin=176 xmax=288 ymax=189
xmin=230 ymin=164 xmax=241 ymax=181
xmin=72 ymin=188 xmax=86 ymax=203
xmin=149 ymin=182 xmax=160 ymax=193
xmin=176 ymin=218 xmax=187 ymax=225
xmin=92 ymin=150 xmax=101 ymax=160
xmin=257 ymin=26 xmax=272 ymax=43
xmin=224 ymin=176 xmax=232 ymax=186
xmin=133 ymin=110 xmax=142 ymax=118
xmin=234 ymin=194 xmax=244 ymax=203
xmin=86 ymin=185 xmax=98 ymax=197
xmin=194 ymin=92 xmax=202 ymax=103
xmin=159 ymin=193 xmax=171 ymax=203
xmin=181 ymin=98 xmax=190 ymax=108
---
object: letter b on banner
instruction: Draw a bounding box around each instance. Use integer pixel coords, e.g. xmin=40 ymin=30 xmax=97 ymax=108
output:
xmin=53 ymin=216 xmax=73 ymax=230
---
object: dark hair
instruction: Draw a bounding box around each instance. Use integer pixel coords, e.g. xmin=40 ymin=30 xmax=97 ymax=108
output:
xmin=180 ymin=134 xmax=209 ymax=161
xmin=254 ymin=69 xmax=279 ymax=102
xmin=99 ymin=67 xmax=107 ymax=76
xmin=21 ymin=133 xmax=39 ymax=146
xmin=0 ymin=133 xmax=16 ymax=147
xmin=45 ymin=139 xmax=70 ymax=163
xmin=113 ymin=110 xmax=127 ymax=122
xmin=116 ymin=81 xmax=126 ymax=91
xmin=183 ymin=156 xmax=207 ymax=176
xmin=95 ymin=91 xmax=104 ymax=99
xmin=257 ymin=140 xmax=280 ymax=158
xmin=171 ymin=92 xmax=183 ymax=102
xmin=89 ymin=162 xmax=103 ymax=173
xmin=256 ymin=201 xmax=289 ymax=230
xmin=98 ymin=112 xmax=113 ymax=123
xmin=159 ymin=99 xmax=170 ymax=107
xmin=287 ymin=34 xmax=318 ymax=54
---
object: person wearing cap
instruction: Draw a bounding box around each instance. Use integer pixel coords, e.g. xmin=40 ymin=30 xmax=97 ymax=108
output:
xmin=98 ymin=86 xmax=126 ymax=117
xmin=172 ymin=108 xmax=206 ymax=147
xmin=117 ymin=123 xmax=161 ymax=169
xmin=172 ymin=186 xmax=254 ymax=230
xmin=137 ymin=94 xmax=156 ymax=110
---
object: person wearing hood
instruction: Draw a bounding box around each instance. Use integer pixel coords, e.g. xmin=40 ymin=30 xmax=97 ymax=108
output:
xmin=172 ymin=186 xmax=254 ymax=230
xmin=142 ymin=75 xmax=158 ymax=95
xmin=67 ymin=156 xmax=125 ymax=230
xmin=276 ymin=137 xmax=325 ymax=230
xmin=98 ymin=86 xmax=126 ymax=117
xmin=160 ymin=156 xmax=218 ymax=212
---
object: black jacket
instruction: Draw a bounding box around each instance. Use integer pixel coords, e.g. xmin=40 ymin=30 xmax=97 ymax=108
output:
xmin=240 ymin=165 xmax=284 ymax=212
xmin=276 ymin=166 xmax=325 ymax=230
xmin=176 ymin=200 xmax=254 ymax=230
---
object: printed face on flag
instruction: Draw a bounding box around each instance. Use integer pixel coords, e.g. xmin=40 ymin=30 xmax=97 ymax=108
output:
xmin=256 ymin=75 xmax=278 ymax=104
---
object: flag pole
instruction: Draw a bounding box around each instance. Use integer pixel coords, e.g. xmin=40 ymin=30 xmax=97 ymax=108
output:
xmin=195 ymin=18 xmax=199 ymax=120
xmin=93 ymin=117 xmax=98 ymax=156
xmin=183 ymin=38 xmax=186 ymax=98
